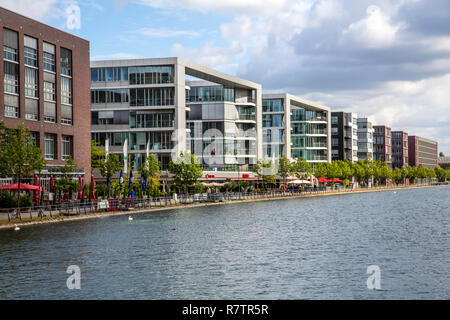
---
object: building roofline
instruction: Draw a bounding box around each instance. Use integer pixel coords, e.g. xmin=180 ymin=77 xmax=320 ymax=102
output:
xmin=263 ymin=93 xmax=331 ymax=112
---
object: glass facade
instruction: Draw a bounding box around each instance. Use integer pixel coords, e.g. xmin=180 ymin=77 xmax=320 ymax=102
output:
xmin=262 ymin=99 xmax=283 ymax=112
xmin=129 ymin=87 xmax=174 ymax=106
xmin=129 ymin=66 xmax=173 ymax=85
xmin=129 ymin=112 xmax=174 ymax=128
xmin=91 ymin=89 xmax=129 ymax=104
xmin=91 ymin=67 xmax=129 ymax=82
xmin=188 ymin=86 xmax=235 ymax=103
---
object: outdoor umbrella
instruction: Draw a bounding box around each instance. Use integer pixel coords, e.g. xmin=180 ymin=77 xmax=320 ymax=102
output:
xmin=119 ymin=169 xmax=123 ymax=191
xmin=0 ymin=183 xmax=44 ymax=191
xmin=90 ymin=175 xmax=96 ymax=200
xmin=77 ymin=176 xmax=83 ymax=200
xmin=33 ymin=175 xmax=39 ymax=205
xmin=50 ymin=176 xmax=55 ymax=193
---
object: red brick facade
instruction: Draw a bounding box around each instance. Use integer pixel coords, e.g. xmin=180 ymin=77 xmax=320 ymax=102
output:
xmin=0 ymin=7 xmax=91 ymax=178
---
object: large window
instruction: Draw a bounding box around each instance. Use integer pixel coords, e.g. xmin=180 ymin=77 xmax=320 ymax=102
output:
xmin=129 ymin=112 xmax=174 ymax=128
xmin=60 ymin=48 xmax=72 ymax=76
xmin=43 ymin=42 xmax=56 ymax=72
xmin=4 ymin=61 xmax=19 ymax=94
xmin=91 ymin=89 xmax=129 ymax=104
xmin=44 ymin=134 xmax=56 ymax=160
xmin=262 ymin=99 xmax=283 ymax=113
xmin=188 ymin=86 xmax=235 ymax=103
xmin=3 ymin=28 xmax=18 ymax=62
xmin=3 ymin=46 xmax=17 ymax=62
xmin=44 ymin=81 xmax=56 ymax=101
xmin=90 ymin=67 xmax=129 ymax=82
xmin=130 ymin=87 xmax=174 ymax=106
xmin=61 ymin=77 xmax=72 ymax=104
xmin=129 ymin=65 xmax=174 ymax=85
xmin=262 ymin=114 xmax=282 ymax=127
xmin=61 ymin=135 xmax=73 ymax=160
xmin=25 ymin=67 xmax=38 ymax=97
xmin=24 ymin=47 xmax=37 ymax=67
xmin=4 ymin=105 xmax=18 ymax=118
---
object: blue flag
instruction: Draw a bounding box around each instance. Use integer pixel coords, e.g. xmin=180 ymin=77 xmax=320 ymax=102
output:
xmin=128 ymin=170 xmax=133 ymax=196
xmin=119 ymin=169 xmax=123 ymax=191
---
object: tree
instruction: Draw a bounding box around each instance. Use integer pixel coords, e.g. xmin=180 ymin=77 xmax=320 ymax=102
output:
xmin=99 ymin=153 xmax=122 ymax=197
xmin=91 ymin=140 xmax=106 ymax=169
xmin=0 ymin=123 xmax=46 ymax=210
xmin=278 ymin=156 xmax=294 ymax=187
xmin=253 ymin=158 xmax=276 ymax=189
xmin=169 ymin=152 xmax=203 ymax=194
xmin=139 ymin=154 xmax=161 ymax=196
xmin=293 ymin=158 xmax=311 ymax=180
xmin=435 ymin=166 xmax=447 ymax=182
xmin=55 ymin=157 xmax=77 ymax=202
xmin=439 ymin=152 xmax=445 ymax=158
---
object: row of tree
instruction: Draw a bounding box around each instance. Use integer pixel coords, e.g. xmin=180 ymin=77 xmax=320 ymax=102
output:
xmin=254 ymin=157 xmax=448 ymax=188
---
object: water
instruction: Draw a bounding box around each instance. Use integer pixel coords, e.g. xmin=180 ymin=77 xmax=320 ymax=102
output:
xmin=1 ymin=186 xmax=449 ymax=299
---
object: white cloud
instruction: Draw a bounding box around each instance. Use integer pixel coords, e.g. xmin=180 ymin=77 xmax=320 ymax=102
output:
xmin=137 ymin=27 xmax=201 ymax=38
xmin=0 ymin=0 xmax=60 ymax=20
xmin=342 ymin=5 xmax=404 ymax=48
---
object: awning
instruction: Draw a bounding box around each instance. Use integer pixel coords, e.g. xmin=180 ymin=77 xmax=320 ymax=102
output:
xmin=288 ymin=179 xmax=311 ymax=184
xmin=0 ymin=183 xmax=45 ymax=191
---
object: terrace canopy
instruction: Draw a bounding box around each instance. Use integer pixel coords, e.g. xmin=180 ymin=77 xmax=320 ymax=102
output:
xmin=288 ymin=180 xmax=311 ymax=184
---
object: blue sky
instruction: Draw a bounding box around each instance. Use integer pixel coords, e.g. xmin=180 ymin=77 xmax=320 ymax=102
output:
xmin=2 ymin=0 xmax=450 ymax=154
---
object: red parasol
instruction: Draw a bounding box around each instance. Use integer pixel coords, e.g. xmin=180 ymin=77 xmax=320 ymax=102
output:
xmin=33 ymin=175 xmax=39 ymax=205
xmin=0 ymin=183 xmax=44 ymax=191
xmin=50 ymin=176 xmax=55 ymax=193
xmin=77 ymin=175 xmax=83 ymax=200
xmin=90 ymin=175 xmax=96 ymax=200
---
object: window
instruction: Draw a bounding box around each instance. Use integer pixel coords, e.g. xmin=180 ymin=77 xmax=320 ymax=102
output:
xmin=262 ymin=99 xmax=283 ymax=113
xmin=4 ymin=105 xmax=18 ymax=118
xmin=90 ymin=67 xmax=129 ymax=82
xmin=60 ymin=48 xmax=72 ymax=76
xmin=62 ymin=136 xmax=73 ymax=160
xmin=30 ymin=132 xmax=39 ymax=147
xmin=61 ymin=77 xmax=72 ymax=104
xmin=4 ymin=61 xmax=19 ymax=94
xmin=3 ymin=46 xmax=17 ymax=62
xmin=91 ymin=89 xmax=129 ymax=104
xmin=24 ymin=47 xmax=37 ymax=67
xmin=129 ymin=65 xmax=174 ymax=85
xmin=3 ymin=28 xmax=18 ymax=62
xmin=43 ymin=42 xmax=56 ymax=72
xmin=25 ymin=67 xmax=38 ymax=97
xmin=130 ymin=87 xmax=174 ymax=106
xmin=44 ymin=134 xmax=56 ymax=160
xmin=331 ymin=116 xmax=338 ymax=124
xmin=44 ymin=81 xmax=56 ymax=101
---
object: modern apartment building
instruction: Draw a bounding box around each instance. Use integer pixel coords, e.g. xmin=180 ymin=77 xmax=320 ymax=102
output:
xmin=186 ymin=80 xmax=259 ymax=171
xmin=90 ymin=58 xmax=262 ymax=171
xmin=357 ymin=118 xmax=374 ymax=161
xmin=408 ymin=136 xmax=438 ymax=168
xmin=0 ymin=7 xmax=91 ymax=179
xmin=391 ymin=131 xmax=409 ymax=169
xmin=331 ymin=112 xmax=358 ymax=162
xmin=373 ymin=125 xmax=392 ymax=167
xmin=262 ymin=93 xmax=331 ymax=164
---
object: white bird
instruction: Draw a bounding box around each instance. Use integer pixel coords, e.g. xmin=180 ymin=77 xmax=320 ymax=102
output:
xmin=128 ymin=216 xmax=133 ymax=221
xmin=14 ymin=225 xmax=20 ymax=231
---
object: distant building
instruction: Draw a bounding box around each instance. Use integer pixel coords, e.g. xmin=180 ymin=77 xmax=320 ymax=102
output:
xmin=262 ymin=93 xmax=331 ymax=164
xmin=331 ymin=112 xmax=358 ymax=162
xmin=408 ymin=136 xmax=438 ymax=168
xmin=357 ymin=118 xmax=374 ymax=161
xmin=373 ymin=125 xmax=392 ymax=167
xmin=0 ymin=7 xmax=91 ymax=179
xmin=391 ymin=131 xmax=409 ymax=169
xmin=438 ymin=156 xmax=450 ymax=169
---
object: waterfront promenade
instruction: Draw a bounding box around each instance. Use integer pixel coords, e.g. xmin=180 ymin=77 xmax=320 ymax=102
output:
xmin=0 ymin=183 xmax=446 ymax=230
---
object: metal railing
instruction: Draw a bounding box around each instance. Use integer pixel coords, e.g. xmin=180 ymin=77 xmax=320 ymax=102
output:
xmin=0 ymin=182 xmax=441 ymax=224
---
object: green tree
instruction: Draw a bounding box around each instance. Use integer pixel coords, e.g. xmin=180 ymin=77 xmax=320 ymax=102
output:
xmin=139 ymin=154 xmax=161 ymax=193
xmin=0 ymin=123 xmax=46 ymax=210
xmin=169 ymin=152 xmax=203 ymax=194
xmin=293 ymin=158 xmax=311 ymax=180
xmin=278 ymin=156 xmax=293 ymax=187
xmin=91 ymin=140 xmax=106 ymax=169
xmin=99 ymin=153 xmax=122 ymax=197
xmin=253 ymin=158 xmax=276 ymax=189
xmin=435 ymin=166 xmax=447 ymax=182
xmin=439 ymin=152 xmax=445 ymax=158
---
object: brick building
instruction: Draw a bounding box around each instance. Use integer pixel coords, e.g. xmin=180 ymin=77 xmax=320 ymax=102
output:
xmin=408 ymin=136 xmax=438 ymax=168
xmin=0 ymin=7 xmax=91 ymax=181
xmin=373 ymin=125 xmax=392 ymax=167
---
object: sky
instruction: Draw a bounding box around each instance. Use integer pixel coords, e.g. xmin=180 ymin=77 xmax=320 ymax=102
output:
xmin=1 ymin=0 xmax=450 ymax=154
